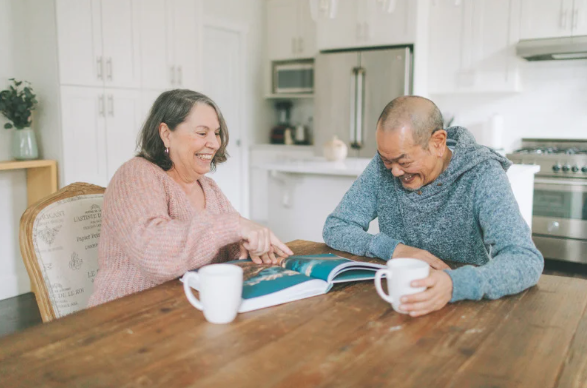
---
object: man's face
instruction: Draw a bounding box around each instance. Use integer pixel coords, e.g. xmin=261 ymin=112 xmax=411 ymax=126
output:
xmin=376 ymin=126 xmax=442 ymax=190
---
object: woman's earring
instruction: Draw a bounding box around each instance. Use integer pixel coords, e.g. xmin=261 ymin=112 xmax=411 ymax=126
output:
xmin=165 ymin=147 xmax=169 ymax=155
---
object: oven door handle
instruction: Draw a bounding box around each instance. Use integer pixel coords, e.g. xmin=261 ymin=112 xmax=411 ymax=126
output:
xmin=534 ymin=178 xmax=587 ymax=187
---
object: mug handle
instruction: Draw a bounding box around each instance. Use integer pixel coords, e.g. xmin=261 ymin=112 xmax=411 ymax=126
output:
xmin=183 ymin=272 xmax=203 ymax=311
xmin=374 ymin=269 xmax=393 ymax=304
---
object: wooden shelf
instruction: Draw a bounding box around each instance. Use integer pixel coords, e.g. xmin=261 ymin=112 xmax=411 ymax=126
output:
xmin=0 ymin=160 xmax=58 ymax=206
xmin=0 ymin=160 xmax=56 ymax=171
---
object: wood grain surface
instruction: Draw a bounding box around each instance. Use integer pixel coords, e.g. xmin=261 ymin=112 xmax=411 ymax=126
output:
xmin=1 ymin=240 xmax=586 ymax=388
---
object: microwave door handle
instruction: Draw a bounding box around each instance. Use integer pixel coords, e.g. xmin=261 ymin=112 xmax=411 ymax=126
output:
xmin=355 ymin=67 xmax=365 ymax=149
xmin=350 ymin=67 xmax=357 ymax=148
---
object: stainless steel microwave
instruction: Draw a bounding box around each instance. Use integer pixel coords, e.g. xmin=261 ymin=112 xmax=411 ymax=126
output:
xmin=272 ymin=60 xmax=314 ymax=94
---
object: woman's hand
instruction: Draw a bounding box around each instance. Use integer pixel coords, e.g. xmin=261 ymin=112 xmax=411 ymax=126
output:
xmin=239 ymin=217 xmax=293 ymax=264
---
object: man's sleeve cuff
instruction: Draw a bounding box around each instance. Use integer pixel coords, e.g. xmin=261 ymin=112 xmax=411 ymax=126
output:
xmin=444 ymin=266 xmax=484 ymax=302
xmin=366 ymin=233 xmax=404 ymax=261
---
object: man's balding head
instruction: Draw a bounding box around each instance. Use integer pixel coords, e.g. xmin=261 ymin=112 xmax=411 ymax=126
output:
xmin=377 ymin=96 xmax=444 ymax=148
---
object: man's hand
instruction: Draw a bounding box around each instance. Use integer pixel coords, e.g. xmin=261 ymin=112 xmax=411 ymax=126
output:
xmin=392 ymin=244 xmax=450 ymax=270
xmin=400 ymin=270 xmax=453 ymax=317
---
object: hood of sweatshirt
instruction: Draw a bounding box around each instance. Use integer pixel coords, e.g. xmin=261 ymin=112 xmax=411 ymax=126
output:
xmin=393 ymin=126 xmax=512 ymax=198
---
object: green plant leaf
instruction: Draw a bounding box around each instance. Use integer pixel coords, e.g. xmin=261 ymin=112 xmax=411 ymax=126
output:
xmin=4 ymin=123 xmax=13 ymax=129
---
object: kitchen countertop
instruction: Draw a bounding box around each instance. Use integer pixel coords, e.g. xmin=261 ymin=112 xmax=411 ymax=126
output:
xmin=257 ymin=157 xmax=372 ymax=176
xmin=256 ymin=157 xmax=541 ymax=177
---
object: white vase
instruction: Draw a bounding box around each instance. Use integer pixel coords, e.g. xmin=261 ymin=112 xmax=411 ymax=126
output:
xmin=323 ymin=136 xmax=348 ymax=161
xmin=12 ymin=127 xmax=39 ymax=160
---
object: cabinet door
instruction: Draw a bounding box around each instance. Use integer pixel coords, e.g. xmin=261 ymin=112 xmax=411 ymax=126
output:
xmin=573 ymin=0 xmax=587 ymax=35
xmin=56 ymin=0 xmax=104 ymax=87
xmin=267 ymin=0 xmax=300 ymax=60
xmin=172 ymin=0 xmax=201 ymax=90
xmin=428 ymin=0 xmax=464 ymax=94
xmin=366 ymin=0 xmax=416 ymax=46
xmin=60 ymin=86 xmax=108 ymax=186
xmin=297 ymin=0 xmax=317 ymax=58
xmin=104 ymin=89 xmax=143 ymax=181
xmin=520 ymin=0 xmax=573 ymax=39
xmin=316 ymin=0 xmax=359 ymax=50
xmin=139 ymin=0 xmax=173 ymax=90
xmin=465 ymin=0 xmax=521 ymax=92
xmin=101 ymin=0 xmax=141 ymax=88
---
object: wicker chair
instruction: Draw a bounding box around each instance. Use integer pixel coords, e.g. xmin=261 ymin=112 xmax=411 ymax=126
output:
xmin=19 ymin=182 xmax=106 ymax=322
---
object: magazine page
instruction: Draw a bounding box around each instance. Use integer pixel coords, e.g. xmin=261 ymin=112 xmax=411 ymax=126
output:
xmin=282 ymin=254 xmax=352 ymax=281
xmin=282 ymin=254 xmax=386 ymax=284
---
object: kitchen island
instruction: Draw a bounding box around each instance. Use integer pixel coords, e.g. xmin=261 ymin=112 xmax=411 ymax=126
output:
xmin=257 ymin=157 xmax=540 ymax=243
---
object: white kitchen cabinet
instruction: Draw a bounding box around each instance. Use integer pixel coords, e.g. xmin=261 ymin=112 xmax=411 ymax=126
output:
xmin=429 ymin=0 xmax=522 ymax=94
xmin=60 ymin=87 xmax=108 ymax=186
xmin=103 ymin=89 xmax=143 ymax=181
xmin=56 ymin=0 xmax=140 ymax=88
xmin=61 ymin=86 xmax=144 ymax=186
xmin=572 ymin=0 xmax=587 ymax=35
xmin=267 ymin=0 xmax=316 ymax=60
xmin=139 ymin=0 xmax=201 ymax=90
xmin=316 ymin=0 xmax=415 ymax=51
xmin=520 ymin=0 xmax=587 ymax=39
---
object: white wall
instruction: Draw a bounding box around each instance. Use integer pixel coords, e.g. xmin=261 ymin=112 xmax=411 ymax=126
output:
xmin=0 ymin=0 xmax=31 ymax=299
xmin=432 ymin=60 xmax=587 ymax=152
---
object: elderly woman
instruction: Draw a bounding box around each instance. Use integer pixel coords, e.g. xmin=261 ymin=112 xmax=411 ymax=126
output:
xmin=88 ymin=89 xmax=292 ymax=306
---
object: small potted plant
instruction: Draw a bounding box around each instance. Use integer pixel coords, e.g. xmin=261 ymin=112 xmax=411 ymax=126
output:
xmin=0 ymin=78 xmax=39 ymax=160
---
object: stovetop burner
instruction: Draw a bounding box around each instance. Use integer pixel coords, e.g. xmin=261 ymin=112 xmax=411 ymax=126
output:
xmin=507 ymin=139 xmax=587 ymax=178
xmin=512 ymin=146 xmax=587 ymax=155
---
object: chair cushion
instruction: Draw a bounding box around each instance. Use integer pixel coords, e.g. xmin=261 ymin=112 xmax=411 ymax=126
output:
xmin=32 ymin=194 xmax=103 ymax=318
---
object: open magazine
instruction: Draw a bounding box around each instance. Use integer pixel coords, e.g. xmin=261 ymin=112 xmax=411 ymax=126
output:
xmin=181 ymin=253 xmax=386 ymax=313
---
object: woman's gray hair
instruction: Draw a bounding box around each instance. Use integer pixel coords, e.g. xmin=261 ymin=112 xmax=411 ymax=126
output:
xmin=137 ymin=89 xmax=229 ymax=171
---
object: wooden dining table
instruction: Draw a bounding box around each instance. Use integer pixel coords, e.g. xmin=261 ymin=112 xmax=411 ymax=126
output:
xmin=1 ymin=240 xmax=586 ymax=388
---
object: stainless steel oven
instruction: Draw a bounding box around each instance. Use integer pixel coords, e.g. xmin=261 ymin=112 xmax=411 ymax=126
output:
xmin=532 ymin=177 xmax=587 ymax=263
xmin=507 ymin=138 xmax=587 ymax=264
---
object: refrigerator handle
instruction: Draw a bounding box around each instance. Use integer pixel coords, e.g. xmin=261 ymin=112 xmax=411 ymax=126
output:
xmin=350 ymin=68 xmax=357 ymax=148
xmin=353 ymin=67 xmax=365 ymax=149
xmin=403 ymin=47 xmax=412 ymax=95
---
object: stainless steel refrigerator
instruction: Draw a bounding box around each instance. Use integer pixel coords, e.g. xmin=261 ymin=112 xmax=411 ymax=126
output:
xmin=314 ymin=47 xmax=413 ymax=158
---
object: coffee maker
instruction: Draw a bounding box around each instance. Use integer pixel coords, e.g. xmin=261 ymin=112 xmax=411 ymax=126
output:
xmin=270 ymin=101 xmax=293 ymax=144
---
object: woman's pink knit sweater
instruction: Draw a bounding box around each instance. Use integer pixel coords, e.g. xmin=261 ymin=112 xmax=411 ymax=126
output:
xmin=88 ymin=157 xmax=241 ymax=306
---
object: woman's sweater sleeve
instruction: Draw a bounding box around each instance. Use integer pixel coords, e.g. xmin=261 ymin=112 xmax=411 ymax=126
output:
xmin=104 ymin=161 xmax=241 ymax=283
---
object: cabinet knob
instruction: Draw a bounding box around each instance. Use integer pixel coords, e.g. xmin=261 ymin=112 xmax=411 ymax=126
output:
xmin=547 ymin=221 xmax=560 ymax=233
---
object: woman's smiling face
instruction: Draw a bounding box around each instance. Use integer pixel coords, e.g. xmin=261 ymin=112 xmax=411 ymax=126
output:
xmin=162 ymin=103 xmax=221 ymax=180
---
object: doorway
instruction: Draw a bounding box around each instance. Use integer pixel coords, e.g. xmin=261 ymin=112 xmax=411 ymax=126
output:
xmin=202 ymin=22 xmax=248 ymax=216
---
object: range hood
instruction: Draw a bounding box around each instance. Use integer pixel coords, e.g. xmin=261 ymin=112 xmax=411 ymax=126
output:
xmin=516 ymin=36 xmax=587 ymax=61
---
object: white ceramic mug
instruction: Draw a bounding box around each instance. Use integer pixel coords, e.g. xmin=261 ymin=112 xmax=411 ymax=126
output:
xmin=183 ymin=264 xmax=243 ymax=324
xmin=374 ymin=258 xmax=430 ymax=314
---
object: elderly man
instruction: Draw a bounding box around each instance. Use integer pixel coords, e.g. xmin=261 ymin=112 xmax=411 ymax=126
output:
xmin=323 ymin=96 xmax=543 ymax=317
